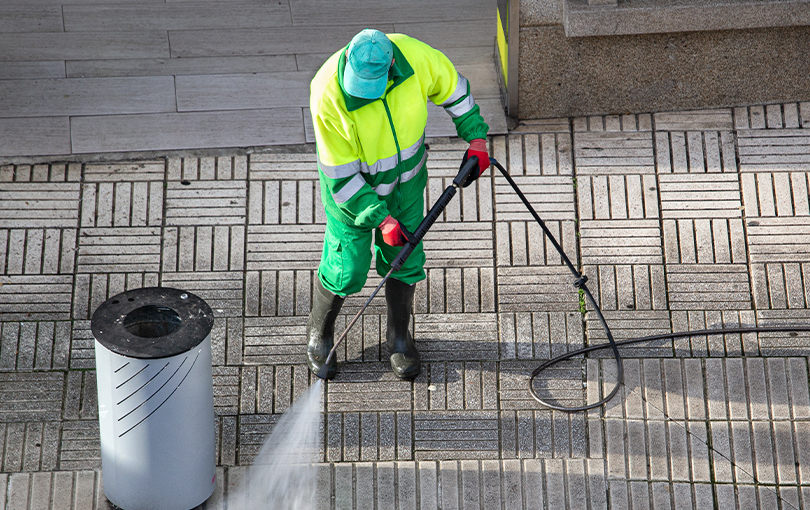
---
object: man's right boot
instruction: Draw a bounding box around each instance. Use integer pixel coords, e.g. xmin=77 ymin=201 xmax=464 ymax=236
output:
xmin=306 ymin=279 xmax=345 ymax=379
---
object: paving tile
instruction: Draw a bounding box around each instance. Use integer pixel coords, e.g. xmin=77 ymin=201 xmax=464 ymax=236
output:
xmin=420 ymin=267 xmax=496 ymax=314
xmin=735 ymin=103 xmax=805 ymax=130
xmin=0 ymin=321 xmax=70 ymax=372
xmin=0 ymin=182 xmax=80 ymax=229
xmin=496 ymin=175 xmax=575 ymax=224
xmin=162 ymin=225 xmax=245 ymax=274
xmin=75 ymin=227 xmax=161 ymax=274
xmin=497 ymin=266 xmax=580 ymax=312
xmin=177 ymin=72 xmax=311 ymax=111
xmin=663 ymin=218 xmax=746 ymax=265
xmin=424 ymin=221 xmax=495 ymax=268
xmin=71 ymin=108 xmax=307 ymax=153
xmin=58 ymin=421 xmax=100 ymax=471
xmin=501 ymin=360 xmax=583 ymax=412
xmin=416 ymin=361 xmax=497 ymax=411
xmin=63 ymin=2 xmax=291 ymax=31
xmin=1 ymin=228 xmax=77 ymax=275
xmin=580 ymin=219 xmax=662 ymax=265
xmin=413 ymin=410 xmax=499 ymax=460
xmin=574 ymin=131 xmax=655 ymax=175
xmin=659 ymin=173 xmax=742 ymax=218
xmin=326 ymin=362 xmax=411 ymax=413
xmin=0 ymin=117 xmax=70 ymax=158
xmin=213 ymin=366 xmax=239 ymax=416
xmin=742 ymin=171 xmax=810 ymax=218
xmin=246 ymin=225 xmax=327 ymax=271
xmin=747 ymin=217 xmax=810 ymax=263
xmin=404 ymin=313 xmax=498 ymax=361
xmin=584 ymin=264 xmax=667 ymax=312
xmin=0 ymin=31 xmax=169 ymax=61
xmin=243 ymin=316 xmax=305 ymax=365
xmin=248 ymin=179 xmax=322 ymax=226
xmin=1 ymin=76 xmax=176 ymax=119
xmin=755 ymin=309 xmax=810 ymax=355
xmin=587 ymin=310 xmax=672 ymax=357
xmin=655 ymin=130 xmax=737 ymax=174
xmin=0 ymin=372 xmax=63 ymax=423
xmin=0 ymin=275 xmax=73 ymax=321
xmin=666 ymin=264 xmax=751 ymax=311
xmin=751 ymin=262 xmax=810 ymax=310
xmin=498 ymin=132 xmax=573 ymax=177
xmin=68 ymin=54 xmax=298 ymax=78
xmin=80 ymin=181 xmax=163 ymax=229
xmin=738 ymin=129 xmax=810 ymax=172
xmin=165 ymin=179 xmax=246 ymax=226
xmin=499 ymin=311 xmax=583 ymax=360
xmin=495 ymin=220 xmax=578 ymax=267
xmin=577 ymin=174 xmax=659 ymax=220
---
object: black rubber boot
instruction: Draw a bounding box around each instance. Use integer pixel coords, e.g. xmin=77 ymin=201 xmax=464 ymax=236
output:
xmin=385 ymin=278 xmax=420 ymax=379
xmin=306 ymin=279 xmax=345 ymax=379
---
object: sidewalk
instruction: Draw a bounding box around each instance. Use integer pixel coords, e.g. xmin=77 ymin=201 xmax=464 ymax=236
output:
xmin=2 ymin=103 xmax=810 ymax=509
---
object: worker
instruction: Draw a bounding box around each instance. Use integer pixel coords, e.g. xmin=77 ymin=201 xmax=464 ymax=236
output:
xmin=307 ymin=29 xmax=490 ymax=380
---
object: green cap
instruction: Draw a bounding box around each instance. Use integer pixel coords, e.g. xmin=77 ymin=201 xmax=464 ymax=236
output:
xmin=344 ymin=29 xmax=393 ymax=100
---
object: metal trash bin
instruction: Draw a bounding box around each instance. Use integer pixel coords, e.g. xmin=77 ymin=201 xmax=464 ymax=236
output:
xmin=92 ymin=287 xmax=216 ymax=510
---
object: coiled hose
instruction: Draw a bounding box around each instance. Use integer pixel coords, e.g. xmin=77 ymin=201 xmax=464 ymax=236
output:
xmin=490 ymin=158 xmax=810 ymax=413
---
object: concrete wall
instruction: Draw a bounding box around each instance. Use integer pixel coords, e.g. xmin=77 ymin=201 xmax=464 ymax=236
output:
xmin=517 ymin=0 xmax=810 ymax=118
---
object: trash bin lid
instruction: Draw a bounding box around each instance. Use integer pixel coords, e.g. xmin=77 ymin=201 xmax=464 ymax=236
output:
xmin=91 ymin=287 xmax=215 ymax=359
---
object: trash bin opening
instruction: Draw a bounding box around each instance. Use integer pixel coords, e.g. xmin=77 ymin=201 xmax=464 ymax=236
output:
xmin=123 ymin=305 xmax=182 ymax=338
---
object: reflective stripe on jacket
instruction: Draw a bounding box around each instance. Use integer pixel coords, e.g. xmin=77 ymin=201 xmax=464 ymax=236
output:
xmin=310 ymin=33 xmax=489 ymax=228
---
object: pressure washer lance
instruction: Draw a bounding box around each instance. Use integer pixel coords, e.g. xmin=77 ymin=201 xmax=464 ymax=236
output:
xmin=489 ymin=157 xmax=810 ymax=413
xmin=316 ymin=156 xmax=481 ymax=380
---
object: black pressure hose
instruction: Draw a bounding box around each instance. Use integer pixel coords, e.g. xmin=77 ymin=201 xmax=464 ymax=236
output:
xmin=490 ymin=157 xmax=810 ymax=413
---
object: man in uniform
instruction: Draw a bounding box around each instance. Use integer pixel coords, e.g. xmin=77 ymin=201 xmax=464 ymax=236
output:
xmin=307 ymin=29 xmax=490 ymax=379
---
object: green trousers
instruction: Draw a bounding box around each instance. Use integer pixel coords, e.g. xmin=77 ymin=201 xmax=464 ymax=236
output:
xmin=318 ymin=194 xmax=426 ymax=296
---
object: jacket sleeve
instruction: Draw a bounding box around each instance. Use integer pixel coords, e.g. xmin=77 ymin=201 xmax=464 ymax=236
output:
xmin=312 ymin=103 xmax=390 ymax=229
xmin=424 ymin=45 xmax=489 ymax=142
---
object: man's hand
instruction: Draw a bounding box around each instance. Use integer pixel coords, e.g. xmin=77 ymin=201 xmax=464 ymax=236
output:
xmin=461 ymin=139 xmax=489 ymax=187
xmin=379 ymin=215 xmax=411 ymax=246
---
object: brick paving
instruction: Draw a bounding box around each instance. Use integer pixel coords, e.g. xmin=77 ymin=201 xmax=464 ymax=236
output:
xmin=2 ymin=102 xmax=810 ymax=508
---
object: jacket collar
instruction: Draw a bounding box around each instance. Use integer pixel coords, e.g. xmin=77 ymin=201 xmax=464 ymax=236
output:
xmin=338 ymin=41 xmax=414 ymax=112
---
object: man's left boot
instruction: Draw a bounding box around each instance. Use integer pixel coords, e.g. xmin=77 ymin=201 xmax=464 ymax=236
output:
xmin=385 ymin=278 xmax=421 ymax=379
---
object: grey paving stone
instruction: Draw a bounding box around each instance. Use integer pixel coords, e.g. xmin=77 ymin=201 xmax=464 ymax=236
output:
xmin=587 ymin=310 xmax=672 ymax=358
xmin=213 ymin=366 xmax=239 ymax=416
xmin=410 ymin=313 xmax=498 ymax=361
xmin=246 ymin=225 xmax=323 ymax=271
xmin=59 ymin=421 xmax=100 ymax=471
xmin=742 ymin=171 xmax=810 ymax=218
xmin=76 ymin=227 xmax=161 ymax=273
xmin=659 ymin=173 xmax=742 ymax=219
xmin=747 ymin=217 xmax=810 ymax=264
xmin=738 ymin=129 xmax=810 ymax=173
xmin=71 ymin=108 xmax=307 ymax=154
xmin=0 ymin=275 xmax=73 ymax=321
xmin=574 ymin=131 xmax=655 ymax=175
xmin=0 ymin=76 xmax=175 ymax=118
xmin=580 ymin=219 xmax=662 ymax=266
xmin=1 ymin=228 xmax=76 ymax=275
xmin=165 ymin=179 xmax=246 ymax=227
xmin=0 ymin=372 xmax=63 ymax=422
xmin=0 ymin=182 xmax=80 ymax=229
xmin=666 ymin=264 xmax=752 ymax=311
xmin=413 ymin=410 xmax=499 ymax=460
xmin=755 ymin=310 xmax=810 ymax=355
xmin=513 ymin=118 xmax=572 ymax=134
xmin=162 ymin=225 xmax=245 ymax=273
xmin=71 ymin=273 xmax=159 ymax=321
xmin=584 ymin=264 xmax=667 ymax=313
xmin=577 ymin=174 xmax=659 ymax=221
xmin=663 ymin=218 xmax=746 ymax=265
xmin=500 ymin=360 xmax=583 ymax=411
xmin=327 ymin=363 xmax=411 ymax=413
xmin=653 ymin=109 xmax=734 ymax=132
xmin=419 ymin=266 xmax=495 ymax=314
xmin=573 ymin=114 xmax=652 ymax=133
xmin=243 ymin=316 xmax=305 ymax=365
xmin=495 ymin=175 xmax=575 ymax=223
xmin=497 ymin=266 xmax=580 ymax=312
xmin=248 ymin=179 xmax=321 ymax=227
xmin=655 ymin=131 xmax=737 ymax=174
xmin=63 ymin=2 xmax=291 ymax=32
xmin=80 ymin=180 xmax=163 ymax=228
xmin=498 ymin=132 xmax=572 ymax=177
xmin=499 ymin=311 xmax=583 ymax=360
xmin=495 ymin=220 xmax=577 ymax=267
xmin=424 ymin=222 xmax=495 ymax=268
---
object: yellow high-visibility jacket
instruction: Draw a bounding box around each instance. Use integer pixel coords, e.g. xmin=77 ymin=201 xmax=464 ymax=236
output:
xmin=310 ymin=33 xmax=489 ymax=229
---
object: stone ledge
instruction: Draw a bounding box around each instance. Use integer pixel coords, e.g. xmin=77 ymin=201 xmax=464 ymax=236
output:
xmin=564 ymin=0 xmax=810 ymax=37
